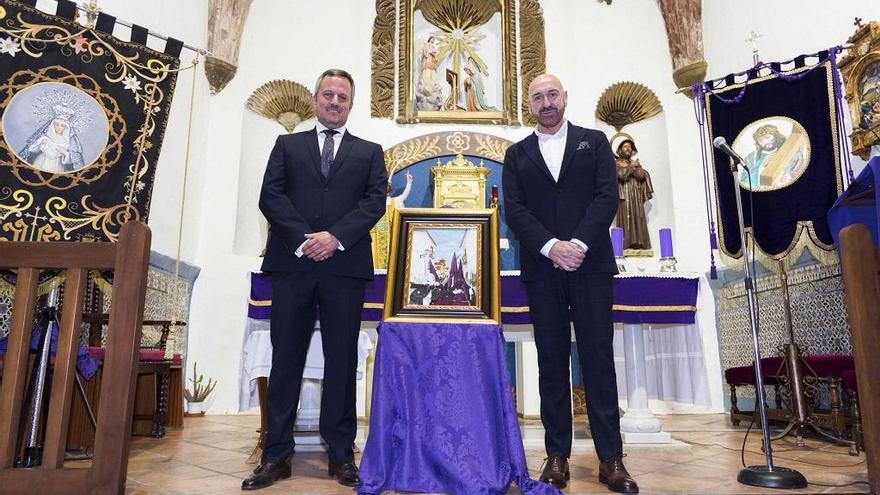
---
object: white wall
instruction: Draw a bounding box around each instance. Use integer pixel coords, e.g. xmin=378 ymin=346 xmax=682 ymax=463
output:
xmin=91 ymin=0 xmax=877 ymax=413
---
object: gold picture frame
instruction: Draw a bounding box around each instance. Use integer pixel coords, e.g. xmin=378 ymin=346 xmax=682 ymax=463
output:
xmin=397 ymin=0 xmax=519 ymax=125
xmin=383 ymin=207 xmax=501 ymax=324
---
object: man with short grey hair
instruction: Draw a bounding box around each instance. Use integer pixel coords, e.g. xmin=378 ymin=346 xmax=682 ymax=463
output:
xmin=242 ymin=68 xmax=387 ymax=491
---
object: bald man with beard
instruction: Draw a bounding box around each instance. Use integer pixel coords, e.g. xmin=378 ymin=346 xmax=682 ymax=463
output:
xmin=502 ymin=74 xmax=638 ymax=493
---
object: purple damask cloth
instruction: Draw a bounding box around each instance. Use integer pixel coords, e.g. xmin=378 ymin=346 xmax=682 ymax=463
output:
xmin=358 ymin=321 xmax=560 ymax=495
xmin=612 ymin=275 xmax=699 ymax=325
xmin=248 ymin=271 xmax=272 ymax=320
xmin=249 ymin=272 xmax=700 ymax=326
xmin=0 ymin=321 xmax=99 ymax=380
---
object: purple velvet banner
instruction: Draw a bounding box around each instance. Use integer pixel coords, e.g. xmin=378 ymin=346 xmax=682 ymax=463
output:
xmin=249 ymin=272 xmax=699 ymax=326
xmin=358 ymin=321 xmax=559 ymax=495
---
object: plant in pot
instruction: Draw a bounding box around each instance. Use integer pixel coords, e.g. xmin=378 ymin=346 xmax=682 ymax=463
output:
xmin=184 ymin=361 xmax=216 ymax=415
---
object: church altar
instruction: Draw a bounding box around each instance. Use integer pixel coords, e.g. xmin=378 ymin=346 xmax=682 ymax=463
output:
xmin=240 ymin=271 xmax=711 ymax=425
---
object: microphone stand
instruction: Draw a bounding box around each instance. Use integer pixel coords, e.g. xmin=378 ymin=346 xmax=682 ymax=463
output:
xmin=726 ymin=158 xmax=807 ymax=489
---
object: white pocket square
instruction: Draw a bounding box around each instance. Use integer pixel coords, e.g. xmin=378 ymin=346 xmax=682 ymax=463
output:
xmin=576 ymin=140 xmax=590 ymax=151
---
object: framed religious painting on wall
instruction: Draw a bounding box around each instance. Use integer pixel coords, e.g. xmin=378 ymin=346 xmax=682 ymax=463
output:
xmin=397 ymin=0 xmax=519 ymax=125
xmin=839 ymin=21 xmax=880 ymax=159
xmin=383 ymin=207 xmax=501 ymax=324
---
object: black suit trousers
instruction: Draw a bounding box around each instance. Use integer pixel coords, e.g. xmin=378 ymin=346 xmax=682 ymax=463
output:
xmin=524 ymin=271 xmax=623 ymax=462
xmin=262 ymin=269 xmax=366 ymax=464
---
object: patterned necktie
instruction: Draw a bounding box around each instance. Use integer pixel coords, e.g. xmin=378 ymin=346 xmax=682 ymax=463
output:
xmin=320 ymin=129 xmax=338 ymax=179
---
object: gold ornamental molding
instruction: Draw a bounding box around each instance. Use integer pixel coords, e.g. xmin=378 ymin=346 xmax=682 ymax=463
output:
xmin=383 ymin=131 xmax=514 ymax=175
xmin=595 ymin=82 xmax=663 ymax=132
xmin=371 ymin=0 xmax=396 ymax=118
xmin=246 ymin=80 xmax=315 ymax=133
xmin=519 ymin=0 xmax=547 ymax=126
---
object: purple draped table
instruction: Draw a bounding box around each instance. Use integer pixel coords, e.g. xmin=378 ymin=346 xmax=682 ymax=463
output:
xmin=357 ymin=321 xmax=560 ymax=495
xmin=611 ymin=273 xmax=699 ymax=325
xmin=248 ymin=272 xmax=699 ymax=325
xmin=610 ymin=272 xmax=701 ymax=443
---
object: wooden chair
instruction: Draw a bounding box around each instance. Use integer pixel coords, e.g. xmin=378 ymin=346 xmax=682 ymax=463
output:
xmin=81 ymin=316 xmax=185 ymax=438
xmin=0 ymin=221 xmax=151 ymax=495
xmin=839 ymin=224 xmax=879 ymax=494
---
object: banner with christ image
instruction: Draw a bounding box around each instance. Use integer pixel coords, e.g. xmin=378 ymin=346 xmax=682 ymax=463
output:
xmin=383 ymin=208 xmax=501 ymax=324
xmin=699 ymin=49 xmax=845 ymax=268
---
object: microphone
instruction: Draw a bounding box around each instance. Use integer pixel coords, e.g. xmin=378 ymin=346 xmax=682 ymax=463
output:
xmin=713 ymin=136 xmax=745 ymax=166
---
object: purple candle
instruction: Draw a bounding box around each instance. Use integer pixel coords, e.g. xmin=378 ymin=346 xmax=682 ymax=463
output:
xmin=611 ymin=227 xmax=624 ymax=257
xmin=659 ymin=228 xmax=674 ymax=257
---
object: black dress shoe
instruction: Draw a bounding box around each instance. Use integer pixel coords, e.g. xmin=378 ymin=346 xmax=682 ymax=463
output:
xmin=328 ymin=460 xmax=361 ymax=487
xmin=539 ymin=455 xmax=570 ymax=489
xmin=599 ymin=455 xmax=639 ymax=493
xmin=241 ymin=457 xmax=291 ymax=491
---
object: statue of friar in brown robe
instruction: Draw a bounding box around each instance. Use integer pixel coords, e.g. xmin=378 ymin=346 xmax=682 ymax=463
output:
xmin=614 ymin=139 xmax=653 ymax=250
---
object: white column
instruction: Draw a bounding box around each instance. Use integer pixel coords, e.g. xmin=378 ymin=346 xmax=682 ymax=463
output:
xmin=515 ymin=341 xmax=541 ymax=418
xmin=619 ymin=323 xmax=671 ymax=443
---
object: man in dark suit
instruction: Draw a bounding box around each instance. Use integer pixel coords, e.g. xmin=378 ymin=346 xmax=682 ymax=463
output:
xmin=502 ymin=74 xmax=638 ymax=494
xmin=242 ymin=69 xmax=388 ymax=491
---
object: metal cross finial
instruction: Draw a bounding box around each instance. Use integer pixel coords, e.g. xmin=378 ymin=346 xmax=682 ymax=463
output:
xmin=746 ymin=30 xmax=762 ymax=65
xmin=854 ymin=17 xmax=864 ymax=28
xmin=84 ymin=0 xmax=101 ymax=29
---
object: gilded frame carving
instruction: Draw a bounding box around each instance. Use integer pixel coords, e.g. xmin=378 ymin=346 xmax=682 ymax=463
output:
xmin=384 ymin=207 xmax=501 ymax=324
xmin=839 ymin=21 xmax=880 ymax=160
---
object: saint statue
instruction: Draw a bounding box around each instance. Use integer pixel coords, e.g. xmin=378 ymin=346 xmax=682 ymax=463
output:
xmin=415 ymin=36 xmax=444 ymax=110
xmin=462 ymin=57 xmax=496 ymax=112
xmin=614 ymin=138 xmax=653 ymax=250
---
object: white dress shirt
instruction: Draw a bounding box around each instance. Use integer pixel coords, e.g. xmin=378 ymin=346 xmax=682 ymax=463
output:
xmin=294 ymin=123 xmax=348 ymax=257
xmin=534 ymin=121 xmax=588 ymax=258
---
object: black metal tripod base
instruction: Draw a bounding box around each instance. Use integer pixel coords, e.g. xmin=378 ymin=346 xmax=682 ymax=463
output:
xmin=738 ymin=465 xmax=807 ymax=489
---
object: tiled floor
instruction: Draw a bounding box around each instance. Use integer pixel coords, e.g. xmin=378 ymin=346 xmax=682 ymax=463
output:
xmin=114 ymin=414 xmax=870 ymax=494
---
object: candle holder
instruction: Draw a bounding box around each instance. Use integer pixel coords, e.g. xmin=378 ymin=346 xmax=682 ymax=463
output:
xmin=659 ymin=256 xmax=677 ymax=272
xmin=615 ymin=255 xmax=627 ymax=272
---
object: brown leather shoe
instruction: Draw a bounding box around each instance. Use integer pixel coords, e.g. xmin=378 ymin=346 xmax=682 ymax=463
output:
xmin=539 ymin=455 xmax=570 ymax=489
xmin=328 ymin=460 xmax=361 ymax=487
xmin=599 ymin=455 xmax=639 ymax=493
xmin=241 ymin=457 xmax=291 ymax=490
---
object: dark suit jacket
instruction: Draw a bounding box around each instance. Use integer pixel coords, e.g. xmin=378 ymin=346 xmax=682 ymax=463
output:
xmin=502 ymin=122 xmax=619 ymax=282
xmin=259 ymin=129 xmax=388 ymax=279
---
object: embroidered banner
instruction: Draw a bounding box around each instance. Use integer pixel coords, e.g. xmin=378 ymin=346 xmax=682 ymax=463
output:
xmin=0 ymin=0 xmax=181 ymax=243
xmin=702 ymin=52 xmax=843 ymax=268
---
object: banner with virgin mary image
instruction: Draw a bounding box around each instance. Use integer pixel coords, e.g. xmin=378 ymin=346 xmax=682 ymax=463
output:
xmin=0 ymin=0 xmax=181 ymax=243
xmin=702 ymin=50 xmax=844 ymax=268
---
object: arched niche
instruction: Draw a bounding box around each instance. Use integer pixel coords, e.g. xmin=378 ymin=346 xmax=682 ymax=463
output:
xmin=379 ymin=131 xmax=522 ymax=271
